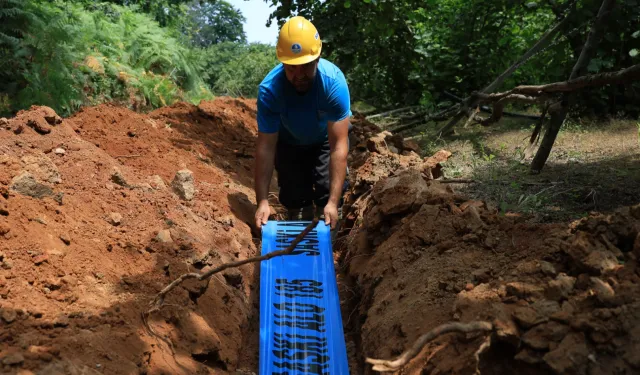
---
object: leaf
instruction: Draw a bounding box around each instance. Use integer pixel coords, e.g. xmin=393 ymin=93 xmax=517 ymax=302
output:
xmin=344 ymin=1 xmax=351 ymax=8
xmin=363 ymin=0 xmax=371 ymax=3
xmin=525 ymin=2 xmax=538 ymax=8
xmin=633 ymin=30 xmax=640 ymax=39
xmin=631 ymin=49 xmax=639 ymax=57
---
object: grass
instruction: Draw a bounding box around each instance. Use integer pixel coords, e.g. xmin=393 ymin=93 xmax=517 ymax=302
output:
xmin=402 ymin=116 xmax=640 ymax=222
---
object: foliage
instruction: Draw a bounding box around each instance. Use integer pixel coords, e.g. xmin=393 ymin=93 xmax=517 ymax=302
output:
xmin=0 ymin=0 xmax=213 ymax=117
xmin=202 ymin=42 xmax=278 ymax=97
xmin=181 ymin=0 xmax=246 ymax=47
xmin=79 ymin=0 xmax=192 ymax=26
xmin=264 ymin=0 xmax=640 ymax=117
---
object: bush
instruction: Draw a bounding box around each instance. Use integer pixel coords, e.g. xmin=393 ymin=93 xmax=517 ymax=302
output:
xmin=1 ymin=0 xmax=213 ymax=117
xmin=202 ymin=42 xmax=278 ymax=98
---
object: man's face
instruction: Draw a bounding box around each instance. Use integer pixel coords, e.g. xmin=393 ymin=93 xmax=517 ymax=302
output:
xmin=283 ymin=59 xmax=318 ymax=93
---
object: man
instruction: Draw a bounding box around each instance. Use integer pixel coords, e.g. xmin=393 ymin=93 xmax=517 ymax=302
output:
xmin=253 ymin=16 xmax=351 ymax=230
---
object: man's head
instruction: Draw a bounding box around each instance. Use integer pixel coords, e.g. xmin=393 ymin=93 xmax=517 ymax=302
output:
xmin=276 ymin=16 xmax=322 ymax=93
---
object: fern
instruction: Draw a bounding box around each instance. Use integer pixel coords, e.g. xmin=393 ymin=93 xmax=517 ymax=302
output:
xmin=2 ymin=0 xmax=213 ymax=117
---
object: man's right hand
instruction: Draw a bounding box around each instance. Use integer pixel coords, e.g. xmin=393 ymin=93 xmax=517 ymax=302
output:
xmin=255 ymin=200 xmax=271 ymax=229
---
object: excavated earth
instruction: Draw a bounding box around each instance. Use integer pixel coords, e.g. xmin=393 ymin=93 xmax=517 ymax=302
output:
xmin=0 ymin=103 xmax=639 ymax=375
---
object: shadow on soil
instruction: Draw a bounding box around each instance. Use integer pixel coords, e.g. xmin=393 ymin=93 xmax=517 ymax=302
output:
xmin=154 ymin=101 xmax=258 ymax=190
xmin=455 ymin=154 xmax=640 ymax=222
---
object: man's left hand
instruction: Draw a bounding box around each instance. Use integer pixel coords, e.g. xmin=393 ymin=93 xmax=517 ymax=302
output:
xmin=324 ymin=202 xmax=339 ymax=229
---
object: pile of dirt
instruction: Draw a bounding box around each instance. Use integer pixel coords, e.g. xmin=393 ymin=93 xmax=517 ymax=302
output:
xmin=0 ymin=99 xmax=263 ymax=374
xmin=2 ymin=100 xmax=639 ymax=375
xmin=339 ymin=118 xmax=640 ymax=374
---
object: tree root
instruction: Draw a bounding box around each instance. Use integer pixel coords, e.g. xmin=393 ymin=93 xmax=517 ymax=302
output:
xmin=365 ymin=321 xmax=494 ymax=372
xmin=147 ymin=218 xmax=319 ymax=314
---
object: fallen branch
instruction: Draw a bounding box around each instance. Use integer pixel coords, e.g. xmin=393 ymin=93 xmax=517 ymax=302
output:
xmin=146 ymin=218 xmax=319 ymax=314
xmin=477 ymin=94 xmax=547 ymax=126
xmin=484 ymin=63 xmax=640 ymax=100
xmin=365 ymin=321 xmax=494 ymax=372
xmin=366 ymin=106 xmax=421 ymax=121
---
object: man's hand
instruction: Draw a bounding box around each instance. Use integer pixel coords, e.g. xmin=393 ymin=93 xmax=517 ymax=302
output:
xmin=255 ymin=200 xmax=271 ymax=229
xmin=324 ymin=201 xmax=339 ymax=229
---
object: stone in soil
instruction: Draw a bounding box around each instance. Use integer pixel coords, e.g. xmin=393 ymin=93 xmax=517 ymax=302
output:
xmin=171 ymin=169 xmax=195 ymax=200
xmin=107 ymin=212 xmax=123 ymax=226
xmin=10 ymin=171 xmax=54 ymax=199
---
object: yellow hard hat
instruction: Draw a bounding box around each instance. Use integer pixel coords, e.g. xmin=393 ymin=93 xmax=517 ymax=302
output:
xmin=276 ymin=16 xmax=322 ymax=65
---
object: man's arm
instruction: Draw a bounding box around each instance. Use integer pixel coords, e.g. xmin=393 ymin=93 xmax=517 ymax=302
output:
xmin=326 ymin=117 xmax=350 ymax=207
xmin=254 ymin=131 xmax=278 ymax=205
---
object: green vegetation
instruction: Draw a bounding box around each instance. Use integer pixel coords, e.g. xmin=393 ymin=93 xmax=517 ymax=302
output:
xmin=266 ymin=0 xmax=640 ymax=118
xmin=0 ymin=0 xmax=277 ymax=117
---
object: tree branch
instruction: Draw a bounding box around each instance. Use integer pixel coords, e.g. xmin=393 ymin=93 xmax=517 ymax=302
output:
xmin=147 ymin=218 xmax=319 ymax=313
xmin=365 ymin=321 xmax=494 ymax=372
xmin=476 ymin=94 xmax=546 ymax=126
xmin=489 ymin=63 xmax=639 ymax=99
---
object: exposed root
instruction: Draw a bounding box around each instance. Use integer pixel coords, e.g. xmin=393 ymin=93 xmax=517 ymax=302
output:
xmin=365 ymin=321 xmax=494 ymax=372
xmin=147 ymin=218 xmax=318 ymax=314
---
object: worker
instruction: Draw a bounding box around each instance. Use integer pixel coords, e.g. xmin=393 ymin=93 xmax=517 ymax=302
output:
xmin=253 ymin=16 xmax=351 ymax=231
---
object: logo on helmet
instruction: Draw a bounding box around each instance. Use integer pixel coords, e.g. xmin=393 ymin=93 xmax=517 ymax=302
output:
xmin=291 ymin=43 xmax=302 ymax=54
xmin=314 ymin=32 xmax=319 ymax=40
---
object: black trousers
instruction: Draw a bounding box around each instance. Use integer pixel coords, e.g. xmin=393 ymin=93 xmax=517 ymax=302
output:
xmin=274 ymin=139 xmax=349 ymax=211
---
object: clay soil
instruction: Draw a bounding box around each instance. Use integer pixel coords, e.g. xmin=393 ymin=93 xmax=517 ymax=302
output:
xmin=1 ymin=102 xmax=639 ymax=375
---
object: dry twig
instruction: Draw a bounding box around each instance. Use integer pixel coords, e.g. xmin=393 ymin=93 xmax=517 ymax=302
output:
xmin=365 ymin=321 xmax=494 ymax=372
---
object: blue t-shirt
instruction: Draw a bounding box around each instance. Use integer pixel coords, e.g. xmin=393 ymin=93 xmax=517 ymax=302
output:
xmin=257 ymin=58 xmax=351 ymax=145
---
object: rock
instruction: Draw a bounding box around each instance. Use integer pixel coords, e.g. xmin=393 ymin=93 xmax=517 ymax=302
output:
xmin=171 ymin=169 xmax=195 ymax=200
xmin=402 ymin=139 xmax=422 ymax=154
xmin=539 ymin=261 xmax=557 ymax=276
xmin=149 ymin=175 xmax=166 ymax=190
xmin=37 ymin=106 xmax=62 ymax=125
xmin=590 ymin=277 xmax=615 ymax=302
xmin=506 ymin=282 xmax=544 ymax=299
xmin=21 ymin=154 xmax=61 ymax=184
xmin=567 ymin=231 xmax=618 ymax=275
xmin=2 ymin=308 xmax=17 ymax=323
xmin=27 ymin=118 xmax=51 ymax=134
xmin=10 ymin=172 xmax=54 ymax=199
xmin=0 ymin=117 xmax=8 ymax=128
xmin=137 ymin=183 xmax=153 ymax=192
xmin=223 ymin=270 xmax=243 ymax=288
xmin=367 ymin=131 xmax=392 ymax=154
xmin=543 ymin=332 xmax=590 ymax=374
xmin=531 ymin=300 xmax=560 ymax=319
xmin=385 ymin=133 xmax=404 ymax=151
xmin=370 ymin=169 xmax=428 ymax=217
xmin=111 ymin=167 xmax=130 ymax=187
xmin=54 ymin=148 xmax=66 ymax=155
xmin=0 ymin=223 xmax=9 ymax=235
xmin=59 ymin=234 xmax=71 ymax=245
xmin=33 ymin=254 xmax=49 ymax=266
xmin=1 ymin=352 xmax=24 ymax=365
xmin=155 ymin=229 xmax=172 ymax=243
xmin=472 ymin=268 xmax=491 ymax=283
xmin=545 ymin=273 xmax=576 ymax=301
xmin=107 ymin=212 xmax=123 ymax=226
xmin=512 ymin=306 xmax=546 ymax=329
xmin=522 ymin=321 xmax=570 ymax=350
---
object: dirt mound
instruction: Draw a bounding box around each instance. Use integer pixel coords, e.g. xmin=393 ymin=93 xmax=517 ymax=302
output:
xmin=0 ymin=99 xmax=262 ymax=374
xmin=339 ymin=120 xmax=640 ymax=374
xmin=2 ymin=101 xmax=639 ymax=375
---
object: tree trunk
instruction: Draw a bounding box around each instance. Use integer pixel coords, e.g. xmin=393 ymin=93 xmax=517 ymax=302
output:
xmin=530 ymin=0 xmax=616 ymax=173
